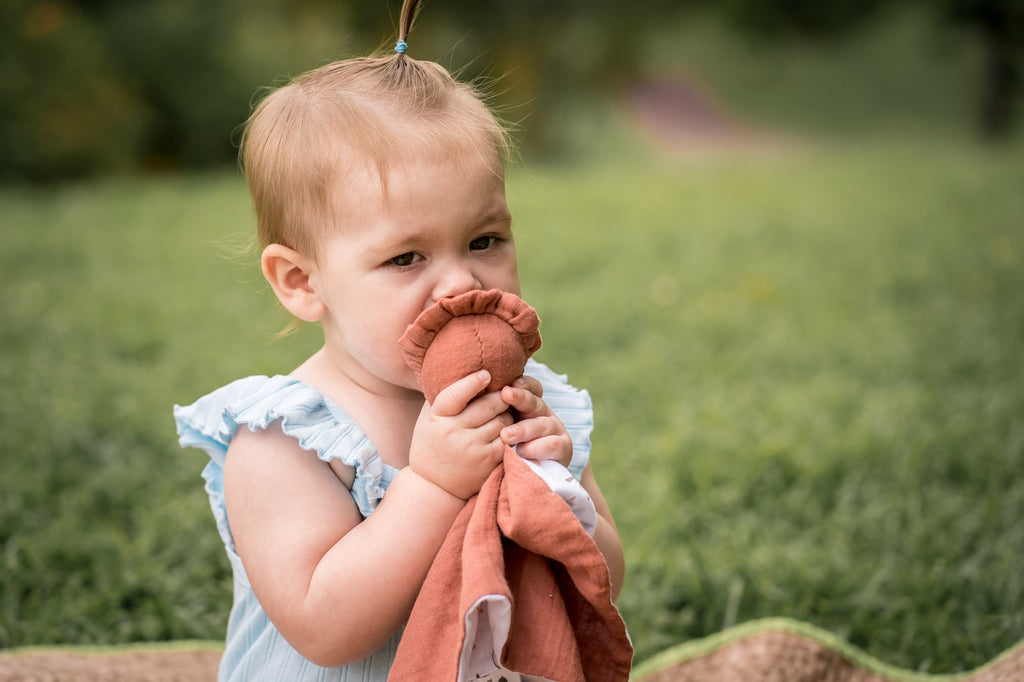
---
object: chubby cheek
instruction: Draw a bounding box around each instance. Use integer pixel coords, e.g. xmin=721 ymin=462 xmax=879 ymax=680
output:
xmin=377 ymin=318 xmax=426 ymax=384
xmin=497 ymin=256 xmax=522 ymax=295
xmin=359 ymin=337 xmax=421 ymax=389
xmin=485 ymin=264 xmax=520 ymax=298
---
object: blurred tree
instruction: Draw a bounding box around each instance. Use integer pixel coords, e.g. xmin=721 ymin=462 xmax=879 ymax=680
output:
xmin=95 ymin=0 xmax=246 ymax=168
xmin=3 ymin=0 xmax=1018 ymax=182
xmin=0 ymin=0 xmax=352 ymax=182
xmin=942 ymin=0 xmax=1022 ymax=139
xmin=704 ymin=0 xmax=1021 ymax=139
xmin=349 ymin=0 xmax=1021 ymax=146
xmin=715 ymin=0 xmax=887 ymax=36
xmin=0 ymin=0 xmax=149 ymax=181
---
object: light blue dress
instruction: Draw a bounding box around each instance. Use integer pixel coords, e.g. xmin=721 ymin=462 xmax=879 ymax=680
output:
xmin=173 ymin=359 xmax=594 ymax=682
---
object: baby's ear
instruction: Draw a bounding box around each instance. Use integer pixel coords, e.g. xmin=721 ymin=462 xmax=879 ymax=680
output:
xmin=261 ymin=244 xmax=325 ymax=322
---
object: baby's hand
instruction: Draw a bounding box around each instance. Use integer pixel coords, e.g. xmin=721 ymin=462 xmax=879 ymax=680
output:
xmin=409 ymin=370 xmax=513 ymax=501
xmin=500 ymin=375 xmax=573 ymax=468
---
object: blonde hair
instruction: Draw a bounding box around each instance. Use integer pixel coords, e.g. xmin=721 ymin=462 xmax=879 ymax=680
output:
xmin=240 ymin=0 xmax=508 ymax=262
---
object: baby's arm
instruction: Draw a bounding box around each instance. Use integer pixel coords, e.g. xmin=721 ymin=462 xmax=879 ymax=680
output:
xmin=580 ymin=464 xmax=625 ymax=601
xmin=223 ymin=371 xmax=510 ymax=667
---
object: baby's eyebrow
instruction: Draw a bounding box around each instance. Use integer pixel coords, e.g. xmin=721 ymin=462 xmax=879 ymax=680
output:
xmin=367 ymin=233 xmax=424 ymax=258
xmin=366 ymin=206 xmax=513 ymax=258
xmin=475 ymin=207 xmax=513 ymax=229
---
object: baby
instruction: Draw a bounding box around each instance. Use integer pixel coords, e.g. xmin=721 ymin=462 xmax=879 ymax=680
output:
xmin=174 ymin=0 xmax=624 ymax=679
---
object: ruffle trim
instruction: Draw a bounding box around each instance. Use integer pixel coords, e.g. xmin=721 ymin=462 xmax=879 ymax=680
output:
xmin=173 ymin=362 xmax=592 ymax=513
xmin=523 ymin=360 xmax=593 ymax=479
xmin=174 ymin=375 xmax=393 ymax=518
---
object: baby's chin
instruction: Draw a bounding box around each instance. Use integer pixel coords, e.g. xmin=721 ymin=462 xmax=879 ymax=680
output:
xmin=391 ymin=368 xmax=427 ymax=397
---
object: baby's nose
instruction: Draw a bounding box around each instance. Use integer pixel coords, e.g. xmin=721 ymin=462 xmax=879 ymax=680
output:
xmin=431 ymin=264 xmax=481 ymax=303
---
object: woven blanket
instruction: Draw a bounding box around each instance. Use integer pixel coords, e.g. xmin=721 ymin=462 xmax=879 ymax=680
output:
xmin=3 ymin=620 xmax=1022 ymax=681
xmin=631 ymin=618 xmax=1024 ymax=682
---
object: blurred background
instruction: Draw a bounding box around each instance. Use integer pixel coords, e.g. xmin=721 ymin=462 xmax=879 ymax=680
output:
xmin=2 ymin=0 xmax=1022 ymax=674
xmin=2 ymin=0 xmax=1021 ymax=181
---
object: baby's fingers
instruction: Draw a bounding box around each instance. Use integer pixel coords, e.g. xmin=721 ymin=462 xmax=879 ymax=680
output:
xmin=432 ymin=370 xmax=491 ymax=417
xmin=511 ymin=375 xmax=543 ymax=398
xmin=511 ymin=434 xmax=573 ymax=467
xmin=501 ymin=384 xmax=549 ymax=419
xmin=502 ymin=417 xmax=572 ymax=466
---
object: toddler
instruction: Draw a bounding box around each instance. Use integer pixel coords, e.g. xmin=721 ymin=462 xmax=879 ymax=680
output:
xmin=174 ymin=0 xmax=624 ymax=679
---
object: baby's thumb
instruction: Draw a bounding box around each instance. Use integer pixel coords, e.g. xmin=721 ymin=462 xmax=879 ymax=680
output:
xmin=431 ymin=370 xmax=490 ymax=416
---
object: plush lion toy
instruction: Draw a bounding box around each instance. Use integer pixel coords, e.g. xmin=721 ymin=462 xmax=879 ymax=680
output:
xmin=399 ymin=288 xmax=596 ymax=535
xmin=399 ymin=288 xmax=543 ymax=404
xmin=392 ymin=289 xmax=632 ymax=682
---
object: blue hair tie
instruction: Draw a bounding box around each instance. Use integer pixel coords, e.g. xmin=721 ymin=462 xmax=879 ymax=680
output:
xmin=394 ymin=40 xmax=408 ymax=54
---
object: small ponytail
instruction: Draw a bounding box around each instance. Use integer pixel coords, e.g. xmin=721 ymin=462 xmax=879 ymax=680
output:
xmin=395 ymin=0 xmax=421 ymax=55
xmin=243 ymin=0 xmax=510 ymax=261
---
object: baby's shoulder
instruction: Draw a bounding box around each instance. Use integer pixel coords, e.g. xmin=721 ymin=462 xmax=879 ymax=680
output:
xmin=175 ymin=375 xmax=393 ymax=516
xmin=176 ymin=375 xmax=355 ymax=455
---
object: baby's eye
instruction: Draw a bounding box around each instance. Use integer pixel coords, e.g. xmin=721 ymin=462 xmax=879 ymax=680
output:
xmin=469 ymin=235 xmax=499 ymax=251
xmin=388 ymin=252 xmax=421 ymax=267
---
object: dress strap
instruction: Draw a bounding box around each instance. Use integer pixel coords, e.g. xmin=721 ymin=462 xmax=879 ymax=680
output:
xmin=525 ymin=360 xmax=594 ymax=479
xmin=174 ymin=375 xmax=395 ymax=517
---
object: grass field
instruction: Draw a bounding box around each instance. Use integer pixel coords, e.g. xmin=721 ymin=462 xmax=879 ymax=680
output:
xmin=1 ymin=131 xmax=1022 ymax=672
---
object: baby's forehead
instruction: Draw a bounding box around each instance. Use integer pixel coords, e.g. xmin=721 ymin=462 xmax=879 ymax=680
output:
xmin=328 ymin=134 xmax=504 ymax=195
xmin=349 ymin=123 xmax=502 ymax=170
xmin=317 ymin=139 xmax=505 ymax=235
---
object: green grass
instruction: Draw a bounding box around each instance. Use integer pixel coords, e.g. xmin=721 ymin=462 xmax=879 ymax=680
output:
xmin=513 ymin=138 xmax=1024 ymax=671
xmin=1 ymin=134 xmax=1022 ymax=672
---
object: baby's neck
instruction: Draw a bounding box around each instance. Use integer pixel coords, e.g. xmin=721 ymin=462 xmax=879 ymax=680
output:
xmin=291 ymin=348 xmax=422 ymax=468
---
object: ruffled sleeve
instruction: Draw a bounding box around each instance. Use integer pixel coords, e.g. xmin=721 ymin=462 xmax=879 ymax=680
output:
xmin=174 ymin=375 xmax=396 ymax=521
xmin=524 ymin=359 xmax=594 ymax=480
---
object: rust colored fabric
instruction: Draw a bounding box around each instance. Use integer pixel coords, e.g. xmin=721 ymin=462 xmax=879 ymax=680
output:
xmin=399 ymin=289 xmax=542 ymax=404
xmin=389 ymin=447 xmax=633 ymax=681
xmin=392 ymin=289 xmax=632 ymax=681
